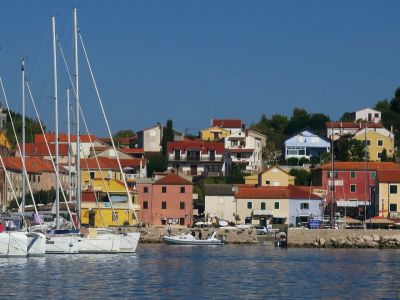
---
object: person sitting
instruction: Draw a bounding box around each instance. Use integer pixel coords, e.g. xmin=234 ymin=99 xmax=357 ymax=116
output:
xmin=198 ymin=231 xmax=202 ymax=240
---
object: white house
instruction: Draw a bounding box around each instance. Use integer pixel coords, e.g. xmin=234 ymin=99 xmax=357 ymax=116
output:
xmin=204 ymin=184 xmax=236 ymax=223
xmin=353 ymin=108 xmax=381 ymax=123
xmin=224 ymin=130 xmax=264 ymax=174
xmin=137 ymin=124 xmax=162 ymax=153
xmin=284 ymin=130 xmax=330 ymax=160
xmin=212 ymin=119 xmax=244 ymax=134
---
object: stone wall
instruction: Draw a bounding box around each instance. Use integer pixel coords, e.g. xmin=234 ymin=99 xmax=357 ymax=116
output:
xmin=138 ymin=226 xmax=259 ymax=244
xmin=288 ymin=229 xmax=400 ymax=248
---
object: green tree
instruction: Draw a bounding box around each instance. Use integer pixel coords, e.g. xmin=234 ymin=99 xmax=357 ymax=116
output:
xmin=113 ymin=129 xmax=135 ymax=139
xmin=285 ymin=108 xmax=310 ymax=135
xmin=380 ymin=148 xmax=389 ymax=162
xmin=146 ymin=153 xmax=167 ymax=177
xmin=340 ymin=112 xmax=354 ymax=122
xmin=161 ymin=119 xmax=174 ymax=156
xmin=334 ymin=136 xmax=365 ymax=161
xmin=5 ymin=110 xmax=44 ymax=146
xmin=308 ymin=113 xmax=330 ymax=135
xmin=289 ymin=169 xmax=311 ymax=186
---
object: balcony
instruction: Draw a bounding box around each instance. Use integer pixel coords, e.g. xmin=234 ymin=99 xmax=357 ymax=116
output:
xmin=252 ymin=209 xmax=273 ymax=216
xmin=169 ymin=154 xmax=223 ymax=162
xmin=125 ymin=173 xmax=142 ymax=180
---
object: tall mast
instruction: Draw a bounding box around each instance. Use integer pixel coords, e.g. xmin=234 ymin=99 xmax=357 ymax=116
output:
xmin=52 ymin=16 xmax=60 ymax=229
xmin=67 ymin=89 xmax=72 ymax=205
xmin=21 ymin=59 xmax=26 ymax=216
xmin=74 ymin=8 xmax=81 ymax=227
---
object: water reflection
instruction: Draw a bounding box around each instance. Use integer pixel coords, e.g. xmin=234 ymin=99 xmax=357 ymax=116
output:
xmin=1 ymin=245 xmax=400 ymax=299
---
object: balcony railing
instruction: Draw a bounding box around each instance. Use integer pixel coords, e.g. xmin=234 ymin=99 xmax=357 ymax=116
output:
xmin=169 ymin=154 xmax=223 ymax=162
xmin=125 ymin=173 xmax=142 ymax=180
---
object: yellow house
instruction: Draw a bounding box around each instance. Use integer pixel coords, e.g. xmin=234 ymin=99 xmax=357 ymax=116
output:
xmin=81 ymin=178 xmax=140 ymax=227
xmin=0 ymin=131 xmax=12 ymax=156
xmin=354 ymin=128 xmax=394 ymax=161
xmin=244 ymin=165 xmax=295 ymax=186
xmin=200 ymin=126 xmax=231 ymax=141
xmin=376 ymin=170 xmax=400 ymax=218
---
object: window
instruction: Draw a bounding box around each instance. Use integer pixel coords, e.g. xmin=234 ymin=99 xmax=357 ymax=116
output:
xmin=328 ymin=171 xmax=338 ymax=179
xmin=162 ymin=201 xmax=167 ymax=209
xmin=180 ymin=202 xmax=185 ymax=210
xmin=180 ymin=187 xmax=185 ymax=193
xmin=375 ymin=113 xmax=379 ymax=118
xmin=390 ymin=203 xmax=397 ymax=212
xmin=162 ymin=187 xmax=167 ymax=193
xmin=38 ymin=175 xmax=40 ymax=183
xmin=377 ymin=140 xmax=383 ymax=147
xmin=247 ymin=202 xmax=252 ymax=209
xmin=370 ymin=171 xmax=376 ymax=179
xmin=261 ymin=202 xmax=266 ymax=210
xmin=179 ymin=218 xmax=185 ymax=225
xmin=274 ymin=202 xmax=280 ymax=209
xmin=90 ymin=171 xmax=95 ymax=179
xmin=112 ymin=212 xmax=119 ymax=223
xmin=390 ymin=185 xmax=398 ymax=194
xmin=144 ymin=187 xmax=148 ymax=193
xmin=350 ymin=184 xmax=356 ymax=193
xmin=300 ymin=203 xmax=309 ymax=209
xmin=143 ymin=201 xmax=148 ymax=209
xmin=350 ymin=171 xmax=356 ymax=179
xmin=366 ymin=140 xmax=371 ymax=146
xmin=378 ymin=152 xmax=382 ymax=159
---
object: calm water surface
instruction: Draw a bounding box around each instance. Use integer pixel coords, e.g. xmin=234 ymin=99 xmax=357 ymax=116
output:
xmin=1 ymin=243 xmax=400 ymax=299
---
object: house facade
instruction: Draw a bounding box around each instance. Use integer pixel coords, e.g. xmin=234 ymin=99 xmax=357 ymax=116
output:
xmin=224 ymin=130 xmax=263 ymax=174
xmin=137 ymin=123 xmax=162 ymax=153
xmin=326 ymin=121 xmax=385 ymax=141
xmin=136 ymin=173 xmax=193 ymax=226
xmin=284 ymin=130 xmax=330 ymax=160
xmin=311 ymin=162 xmax=399 ymax=219
xmin=353 ymin=128 xmax=395 ymax=161
xmin=376 ymin=170 xmax=400 ymax=219
xmin=80 ymin=179 xmax=140 ymax=227
xmin=204 ymin=184 xmax=236 ymax=223
xmin=167 ymin=140 xmax=225 ymax=177
xmin=234 ymin=185 xmax=322 ymax=227
xmin=352 ymin=108 xmax=381 ymax=123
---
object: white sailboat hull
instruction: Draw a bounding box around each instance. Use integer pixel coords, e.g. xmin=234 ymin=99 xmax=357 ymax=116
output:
xmin=0 ymin=232 xmax=28 ymax=257
xmin=77 ymin=233 xmax=121 ymax=254
xmin=45 ymin=235 xmax=79 ymax=254
xmin=27 ymin=232 xmax=46 ymax=257
xmin=119 ymin=232 xmax=140 ymax=253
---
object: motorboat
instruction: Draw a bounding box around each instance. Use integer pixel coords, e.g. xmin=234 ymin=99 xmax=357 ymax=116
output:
xmin=163 ymin=232 xmax=223 ymax=245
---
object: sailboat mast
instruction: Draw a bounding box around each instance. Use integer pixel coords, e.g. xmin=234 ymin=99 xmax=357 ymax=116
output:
xmin=21 ymin=59 xmax=26 ymax=216
xmin=74 ymin=7 xmax=81 ymax=228
xmin=67 ymin=89 xmax=72 ymax=205
xmin=52 ymin=16 xmax=60 ymax=229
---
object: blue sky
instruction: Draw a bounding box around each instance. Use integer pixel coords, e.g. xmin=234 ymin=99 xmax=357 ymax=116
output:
xmin=1 ymin=1 xmax=400 ymax=137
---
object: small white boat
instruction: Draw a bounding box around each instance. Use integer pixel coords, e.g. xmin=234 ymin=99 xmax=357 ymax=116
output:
xmin=163 ymin=232 xmax=223 ymax=245
xmin=0 ymin=232 xmax=28 ymax=257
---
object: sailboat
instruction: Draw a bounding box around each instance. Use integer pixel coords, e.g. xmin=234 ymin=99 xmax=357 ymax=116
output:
xmin=45 ymin=9 xmax=139 ymax=254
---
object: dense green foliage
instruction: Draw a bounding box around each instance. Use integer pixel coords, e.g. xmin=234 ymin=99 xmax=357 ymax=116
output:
xmin=289 ymin=169 xmax=311 ymax=186
xmin=4 ymin=110 xmax=43 ymax=146
xmin=8 ymin=188 xmax=65 ymax=209
xmin=161 ymin=119 xmax=174 ymax=156
xmin=146 ymin=153 xmax=167 ymax=177
xmin=113 ymin=129 xmax=135 ymax=138
xmin=334 ymin=135 xmax=365 ymax=161
xmin=250 ymin=108 xmax=330 ymax=161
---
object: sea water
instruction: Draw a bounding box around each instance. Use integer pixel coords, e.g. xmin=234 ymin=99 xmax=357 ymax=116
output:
xmin=1 ymin=243 xmax=400 ymax=299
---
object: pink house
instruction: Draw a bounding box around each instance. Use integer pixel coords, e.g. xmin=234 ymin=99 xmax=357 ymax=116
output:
xmin=136 ymin=173 xmax=193 ymax=226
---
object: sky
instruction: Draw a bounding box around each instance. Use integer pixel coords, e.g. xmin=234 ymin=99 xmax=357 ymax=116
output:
xmin=1 ymin=1 xmax=400 ymax=137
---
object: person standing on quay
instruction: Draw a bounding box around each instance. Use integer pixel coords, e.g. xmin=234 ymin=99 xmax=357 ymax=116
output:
xmin=168 ymin=224 xmax=172 ymax=236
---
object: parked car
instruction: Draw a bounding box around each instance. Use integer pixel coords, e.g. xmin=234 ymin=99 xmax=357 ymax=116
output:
xmin=255 ymin=226 xmax=268 ymax=235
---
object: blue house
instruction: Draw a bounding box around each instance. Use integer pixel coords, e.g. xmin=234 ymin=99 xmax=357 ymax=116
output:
xmin=284 ymin=130 xmax=330 ymax=160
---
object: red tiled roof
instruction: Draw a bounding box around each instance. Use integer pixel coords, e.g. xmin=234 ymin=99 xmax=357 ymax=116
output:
xmin=121 ymin=148 xmax=144 ymax=154
xmin=212 ymin=119 xmax=243 ymax=129
xmin=81 ymin=157 xmax=145 ymax=170
xmin=325 ymin=122 xmax=384 ymax=129
xmin=229 ymin=148 xmax=254 ymax=153
xmin=25 ymin=143 xmax=69 ymax=156
xmin=167 ymin=141 xmax=225 ymax=155
xmin=2 ymin=157 xmax=62 ymax=174
xmin=154 ymin=173 xmax=192 ymax=185
xmin=35 ymin=133 xmax=96 ymax=143
xmin=319 ymin=162 xmax=399 ymax=171
xmin=377 ymin=170 xmax=400 ymax=183
xmin=235 ymin=185 xmax=321 ymax=200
